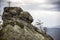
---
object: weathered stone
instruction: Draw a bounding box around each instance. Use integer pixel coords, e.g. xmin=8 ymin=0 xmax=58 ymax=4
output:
xmin=2 ymin=7 xmax=33 ymax=24
xmin=19 ymin=11 xmax=33 ymax=23
xmin=0 ymin=7 xmax=53 ymax=40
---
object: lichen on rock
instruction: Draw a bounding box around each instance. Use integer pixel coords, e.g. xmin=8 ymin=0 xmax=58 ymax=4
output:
xmin=0 ymin=7 xmax=53 ymax=40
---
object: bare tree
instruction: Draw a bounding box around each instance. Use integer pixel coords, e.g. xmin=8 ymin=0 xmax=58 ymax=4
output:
xmin=36 ymin=19 xmax=43 ymax=30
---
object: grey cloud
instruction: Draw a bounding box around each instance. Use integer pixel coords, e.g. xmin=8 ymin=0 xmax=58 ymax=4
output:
xmin=21 ymin=3 xmax=60 ymax=11
xmin=0 ymin=0 xmax=3 ymax=2
xmin=0 ymin=0 xmax=7 ymax=2
xmin=47 ymin=0 xmax=60 ymax=11
xmin=22 ymin=0 xmax=60 ymax=11
xmin=0 ymin=0 xmax=60 ymax=12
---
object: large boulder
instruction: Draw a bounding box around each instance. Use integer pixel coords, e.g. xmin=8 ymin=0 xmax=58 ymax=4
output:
xmin=2 ymin=7 xmax=33 ymax=24
xmin=0 ymin=7 xmax=53 ymax=40
xmin=19 ymin=11 xmax=33 ymax=23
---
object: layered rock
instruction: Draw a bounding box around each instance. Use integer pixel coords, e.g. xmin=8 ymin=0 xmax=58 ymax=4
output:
xmin=0 ymin=7 xmax=53 ymax=40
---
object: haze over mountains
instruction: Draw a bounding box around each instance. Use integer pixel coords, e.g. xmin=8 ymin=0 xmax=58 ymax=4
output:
xmin=46 ymin=25 xmax=60 ymax=28
xmin=47 ymin=28 xmax=60 ymax=40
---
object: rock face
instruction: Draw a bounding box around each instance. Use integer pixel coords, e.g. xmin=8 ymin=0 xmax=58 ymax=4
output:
xmin=0 ymin=7 xmax=53 ymax=40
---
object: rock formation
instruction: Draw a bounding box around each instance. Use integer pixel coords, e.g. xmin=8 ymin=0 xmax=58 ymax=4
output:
xmin=0 ymin=7 xmax=53 ymax=40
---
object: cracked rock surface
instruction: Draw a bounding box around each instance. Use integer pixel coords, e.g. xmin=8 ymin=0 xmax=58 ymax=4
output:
xmin=0 ymin=7 xmax=53 ymax=40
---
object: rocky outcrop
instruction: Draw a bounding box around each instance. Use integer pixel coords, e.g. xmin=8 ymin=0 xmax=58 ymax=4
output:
xmin=0 ymin=7 xmax=53 ymax=40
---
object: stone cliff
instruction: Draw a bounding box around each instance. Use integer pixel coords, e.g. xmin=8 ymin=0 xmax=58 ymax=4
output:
xmin=0 ymin=7 xmax=53 ymax=40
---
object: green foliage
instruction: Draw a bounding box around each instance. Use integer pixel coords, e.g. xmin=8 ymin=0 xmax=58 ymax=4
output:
xmin=2 ymin=23 xmax=7 ymax=27
xmin=0 ymin=28 xmax=6 ymax=40
xmin=0 ymin=30 xmax=4 ymax=36
xmin=0 ymin=38 xmax=7 ymax=40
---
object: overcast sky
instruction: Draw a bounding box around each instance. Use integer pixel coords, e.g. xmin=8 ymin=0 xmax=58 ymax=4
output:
xmin=0 ymin=0 xmax=60 ymax=28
